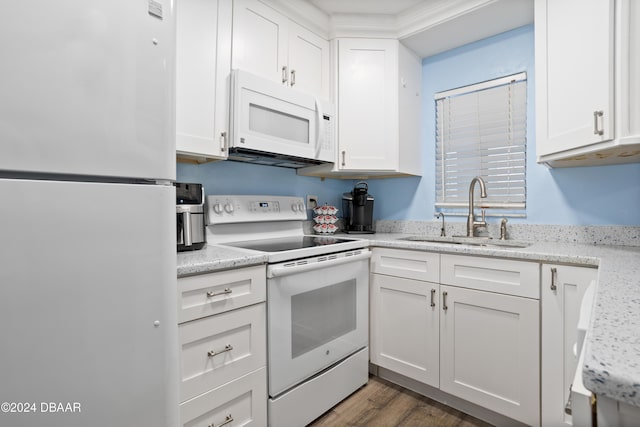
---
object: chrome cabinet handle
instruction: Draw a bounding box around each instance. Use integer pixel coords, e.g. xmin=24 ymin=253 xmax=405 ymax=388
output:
xmin=550 ymin=267 xmax=558 ymax=291
xmin=207 ymin=288 xmax=232 ymax=298
xmin=291 ymin=69 xmax=296 ymax=86
xmin=208 ymin=414 xmax=234 ymax=427
xmin=593 ymin=110 xmax=604 ymax=135
xmin=442 ymin=291 xmax=448 ymax=311
xmin=430 ymin=289 xmax=436 ymax=307
xmin=282 ymin=66 xmax=288 ymax=84
xmin=208 ymin=344 xmax=233 ymax=358
xmin=341 ymin=150 xmax=346 ymax=167
xmin=219 ymin=131 xmax=226 ymax=153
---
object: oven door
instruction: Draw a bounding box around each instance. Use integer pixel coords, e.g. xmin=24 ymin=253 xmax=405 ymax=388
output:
xmin=266 ymin=250 xmax=370 ymax=397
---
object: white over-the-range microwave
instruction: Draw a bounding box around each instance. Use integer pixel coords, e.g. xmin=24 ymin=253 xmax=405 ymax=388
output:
xmin=229 ymin=69 xmax=335 ymax=168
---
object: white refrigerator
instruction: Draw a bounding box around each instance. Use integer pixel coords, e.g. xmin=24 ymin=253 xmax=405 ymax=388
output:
xmin=0 ymin=1 xmax=179 ymax=426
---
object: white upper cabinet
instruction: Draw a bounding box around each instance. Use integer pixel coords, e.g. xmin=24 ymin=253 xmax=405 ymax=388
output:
xmin=535 ymin=0 xmax=640 ymax=166
xmin=176 ymin=0 xmax=232 ymax=162
xmin=337 ymin=38 xmax=399 ymax=172
xmin=232 ymin=0 xmax=329 ymax=100
xmin=337 ymin=38 xmax=422 ymax=176
xmin=300 ymin=38 xmax=421 ymax=177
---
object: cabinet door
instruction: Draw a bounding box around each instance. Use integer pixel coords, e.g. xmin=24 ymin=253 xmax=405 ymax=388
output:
xmin=618 ymin=0 xmax=640 ymax=143
xmin=536 ymin=0 xmax=615 ymax=157
xmin=541 ymin=264 xmax=598 ymax=427
xmin=440 ymin=285 xmax=540 ymax=426
xmin=287 ymin=22 xmax=329 ymax=100
xmin=176 ymin=0 xmax=231 ymax=160
xmin=370 ymin=274 xmax=439 ymax=387
xmin=232 ymin=0 xmax=287 ymax=85
xmin=337 ymin=38 xmax=399 ymax=171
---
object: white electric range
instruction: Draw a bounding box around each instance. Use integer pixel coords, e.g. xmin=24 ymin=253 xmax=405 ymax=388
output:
xmin=206 ymin=195 xmax=370 ymax=427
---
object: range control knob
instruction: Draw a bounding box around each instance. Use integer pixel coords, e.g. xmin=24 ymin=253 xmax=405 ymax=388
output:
xmin=291 ymin=203 xmax=299 ymax=212
xmin=224 ymin=203 xmax=234 ymax=214
xmin=297 ymin=203 xmax=305 ymax=213
xmin=212 ymin=203 xmax=223 ymax=214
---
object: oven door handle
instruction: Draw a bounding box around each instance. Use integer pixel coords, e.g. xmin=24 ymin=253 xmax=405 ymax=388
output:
xmin=267 ymin=251 xmax=372 ymax=278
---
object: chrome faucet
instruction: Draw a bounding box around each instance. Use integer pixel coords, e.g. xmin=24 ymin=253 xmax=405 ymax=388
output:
xmin=466 ymin=176 xmax=487 ymax=237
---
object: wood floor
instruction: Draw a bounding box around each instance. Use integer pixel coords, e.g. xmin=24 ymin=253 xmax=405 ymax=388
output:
xmin=308 ymin=376 xmax=494 ymax=427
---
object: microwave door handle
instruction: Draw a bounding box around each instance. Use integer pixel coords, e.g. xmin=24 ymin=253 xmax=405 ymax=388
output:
xmin=267 ymin=251 xmax=371 ymax=278
xmin=314 ymin=98 xmax=322 ymax=159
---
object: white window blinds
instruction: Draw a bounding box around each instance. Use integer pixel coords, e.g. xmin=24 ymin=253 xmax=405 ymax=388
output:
xmin=435 ymin=73 xmax=527 ymax=216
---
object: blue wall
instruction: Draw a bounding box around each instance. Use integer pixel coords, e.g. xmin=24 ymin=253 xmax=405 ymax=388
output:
xmin=178 ymin=24 xmax=640 ymax=226
xmin=367 ymin=24 xmax=640 ymax=226
xmin=176 ymin=160 xmax=354 ymax=210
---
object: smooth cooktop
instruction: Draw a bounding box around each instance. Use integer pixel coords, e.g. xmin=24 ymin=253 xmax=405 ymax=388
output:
xmin=225 ymin=235 xmax=354 ymax=253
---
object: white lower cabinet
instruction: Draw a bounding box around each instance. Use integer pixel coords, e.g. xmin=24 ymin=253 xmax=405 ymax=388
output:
xmin=439 ymin=284 xmax=540 ymax=426
xmin=178 ymin=266 xmax=267 ymax=427
xmin=597 ymin=395 xmax=640 ymax=427
xmin=371 ymin=249 xmax=541 ymax=426
xmin=541 ymin=264 xmax=598 ymax=427
xmin=370 ymin=273 xmax=439 ymax=387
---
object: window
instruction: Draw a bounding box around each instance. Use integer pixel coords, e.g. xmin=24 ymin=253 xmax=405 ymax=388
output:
xmin=435 ymin=73 xmax=527 ymax=217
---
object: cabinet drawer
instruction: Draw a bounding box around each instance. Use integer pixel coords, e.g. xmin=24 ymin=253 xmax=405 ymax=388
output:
xmin=371 ymin=248 xmax=440 ymax=282
xmin=179 ymin=303 xmax=266 ymax=403
xmin=178 ymin=265 xmax=266 ymax=323
xmin=180 ymin=367 xmax=267 ymax=427
xmin=441 ymin=254 xmax=539 ymax=299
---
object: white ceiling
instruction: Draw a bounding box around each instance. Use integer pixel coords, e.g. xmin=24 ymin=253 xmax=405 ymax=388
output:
xmin=307 ymin=0 xmax=426 ymax=15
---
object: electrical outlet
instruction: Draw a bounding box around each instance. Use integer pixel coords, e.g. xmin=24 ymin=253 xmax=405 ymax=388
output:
xmin=306 ymin=195 xmax=318 ymax=209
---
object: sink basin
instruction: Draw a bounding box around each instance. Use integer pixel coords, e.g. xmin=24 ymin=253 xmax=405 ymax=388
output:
xmin=401 ymin=236 xmax=531 ymax=249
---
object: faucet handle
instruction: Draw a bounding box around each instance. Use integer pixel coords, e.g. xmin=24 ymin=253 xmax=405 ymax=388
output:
xmin=500 ymin=217 xmax=508 ymax=240
xmin=481 ymin=209 xmax=486 ymax=222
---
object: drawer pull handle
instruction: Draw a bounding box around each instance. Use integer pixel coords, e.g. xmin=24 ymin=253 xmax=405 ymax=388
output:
xmin=208 ymin=344 xmax=233 ymax=358
xmin=291 ymin=69 xmax=296 ymax=86
xmin=282 ymin=66 xmax=288 ymax=84
xmin=442 ymin=291 xmax=448 ymax=311
xmin=550 ymin=267 xmax=558 ymax=291
xmin=206 ymin=288 xmax=232 ymax=298
xmin=430 ymin=288 xmax=436 ymax=307
xmin=209 ymin=414 xmax=233 ymax=427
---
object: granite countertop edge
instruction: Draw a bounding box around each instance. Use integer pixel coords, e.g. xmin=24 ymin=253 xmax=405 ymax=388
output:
xmin=176 ymin=233 xmax=640 ymax=407
xmin=176 ymin=244 xmax=268 ymax=278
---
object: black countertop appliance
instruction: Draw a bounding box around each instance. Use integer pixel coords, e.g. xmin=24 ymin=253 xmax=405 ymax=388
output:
xmin=342 ymin=181 xmax=375 ymax=234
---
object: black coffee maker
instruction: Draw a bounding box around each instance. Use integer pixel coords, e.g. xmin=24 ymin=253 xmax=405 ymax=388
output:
xmin=342 ymin=181 xmax=375 ymax=234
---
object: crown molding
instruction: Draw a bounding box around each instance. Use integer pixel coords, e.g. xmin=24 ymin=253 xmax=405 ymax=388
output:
xmin=262 ymin=0 xmax=533 ymax=58
xmin=396 ymin=0 xmax=497 ymax=39
xmin=329 ymin=14 xmax=398 ymax=39
xmin=265 ymin=0 xmax=331 ymax=38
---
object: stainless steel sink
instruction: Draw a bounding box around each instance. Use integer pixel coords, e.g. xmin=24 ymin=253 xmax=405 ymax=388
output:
xmin=401 ymin=235 xmax=531 ymax=248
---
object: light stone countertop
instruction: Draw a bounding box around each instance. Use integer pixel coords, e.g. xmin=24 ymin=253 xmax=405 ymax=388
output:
xmin=176 ymin=233 xmax=640 ymax=407
xmin=176 ymin=244 xmax=267 ymax=278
